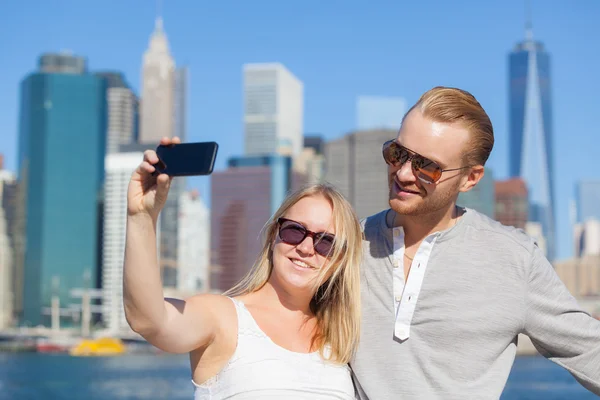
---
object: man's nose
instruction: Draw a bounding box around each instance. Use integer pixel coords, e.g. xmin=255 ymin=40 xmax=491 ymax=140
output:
xmin=395 ymin=159 xmax=416 ymax=182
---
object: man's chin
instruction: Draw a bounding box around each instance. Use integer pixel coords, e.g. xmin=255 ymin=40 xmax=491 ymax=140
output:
xmin=389 ymin=197 xmax=422 ymax=216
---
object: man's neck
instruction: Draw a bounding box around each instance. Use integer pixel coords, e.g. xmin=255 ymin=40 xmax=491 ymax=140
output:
xmin=391 ymin=204 xmax=458 ymax=245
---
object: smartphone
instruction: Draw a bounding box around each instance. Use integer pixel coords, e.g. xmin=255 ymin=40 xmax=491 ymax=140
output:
xmin=153 ymin=141 xmax=219 ymax=176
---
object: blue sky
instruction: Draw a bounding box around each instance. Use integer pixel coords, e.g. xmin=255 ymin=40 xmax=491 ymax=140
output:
xmin=1 ymin=0 xmax=599 ymax=260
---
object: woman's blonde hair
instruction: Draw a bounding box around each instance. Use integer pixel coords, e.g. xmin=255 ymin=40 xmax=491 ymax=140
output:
xmin=224 ymin=183 xmax=363 ymax=364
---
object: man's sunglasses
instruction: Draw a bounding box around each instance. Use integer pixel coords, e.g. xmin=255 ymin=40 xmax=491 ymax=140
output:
xmin=277 ymin=218 xmax=335 ymax=257
xmin=382 ymin=140 xmax=469 ymax=184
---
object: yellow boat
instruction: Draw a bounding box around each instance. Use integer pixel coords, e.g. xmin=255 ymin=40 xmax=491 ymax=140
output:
xmin=70 ymin=337 xmax=126 ymax=356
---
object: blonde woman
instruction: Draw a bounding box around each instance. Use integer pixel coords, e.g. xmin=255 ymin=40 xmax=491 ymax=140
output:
xmin=123 ymin=137 xmax=363 ymax=399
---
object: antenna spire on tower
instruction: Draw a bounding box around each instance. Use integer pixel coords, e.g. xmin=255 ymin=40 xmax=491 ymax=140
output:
xmin=525 ymin=0 xmax=533 ymax=41
xmin=155 ymin=0 xmax=163 ymax=30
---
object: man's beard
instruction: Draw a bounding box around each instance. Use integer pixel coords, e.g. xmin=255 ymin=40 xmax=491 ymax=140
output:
xmin=389 ymin=179 xmax=459 ymax=217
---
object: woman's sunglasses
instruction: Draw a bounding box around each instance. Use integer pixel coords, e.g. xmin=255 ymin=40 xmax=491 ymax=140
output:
xmin=382 ymin=140 xmax=469 ymax=184
xmin=277 ymin=218 xmax=335 ymax=257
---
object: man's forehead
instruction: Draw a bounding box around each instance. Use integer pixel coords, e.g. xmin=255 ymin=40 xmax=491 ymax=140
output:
xmin=397 ymin=111 xmax=469 ymax=165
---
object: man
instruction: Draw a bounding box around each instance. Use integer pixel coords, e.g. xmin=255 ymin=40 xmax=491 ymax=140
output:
xmin=351 ymin=86 xmax=600 ymax=399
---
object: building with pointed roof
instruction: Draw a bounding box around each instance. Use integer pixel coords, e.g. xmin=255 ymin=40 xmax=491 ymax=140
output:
xmin=139 ymin=17 xmax=175 ymax=144
xmin=508 ymin=12 xmax=555 ymax=259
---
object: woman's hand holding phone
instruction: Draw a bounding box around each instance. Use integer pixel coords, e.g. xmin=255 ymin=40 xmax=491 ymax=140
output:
xmin=127 ymin=136 xmax=181 ymax=221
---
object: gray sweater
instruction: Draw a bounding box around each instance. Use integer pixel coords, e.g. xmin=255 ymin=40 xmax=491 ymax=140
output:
xmin=351 ymin=208 xmax=600 ymax=399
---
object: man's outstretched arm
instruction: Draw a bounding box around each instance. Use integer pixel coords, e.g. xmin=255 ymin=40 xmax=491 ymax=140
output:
xmin=523 ymin=245 xmax=600 ymax=394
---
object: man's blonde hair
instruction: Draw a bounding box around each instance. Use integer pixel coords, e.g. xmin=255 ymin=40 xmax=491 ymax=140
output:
xmin=224 ymin=183 xmax=363 ymax=364
xmin=405 ymin=86 xmax=494 ymax=166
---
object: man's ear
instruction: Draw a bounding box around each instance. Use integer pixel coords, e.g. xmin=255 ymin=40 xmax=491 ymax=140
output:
xmin=459 ymin=165 xmax=485 ymax=193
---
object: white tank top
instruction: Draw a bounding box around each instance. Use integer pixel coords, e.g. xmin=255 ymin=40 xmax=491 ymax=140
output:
xmin=192 ymin=297 xmax=356 ymax=399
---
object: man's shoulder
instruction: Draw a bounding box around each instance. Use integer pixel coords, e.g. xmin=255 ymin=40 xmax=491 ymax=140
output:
xmin=463 ymin=208 xmax=538 ymax=253
xmin=360 ymin=210 xmax=388 ymax=234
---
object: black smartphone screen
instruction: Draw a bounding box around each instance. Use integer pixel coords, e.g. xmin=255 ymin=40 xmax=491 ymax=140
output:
xmin=154 ymin=142 xmax=218 ymax=176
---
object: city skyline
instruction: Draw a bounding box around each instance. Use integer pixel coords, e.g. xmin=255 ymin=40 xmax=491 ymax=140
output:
xmin=1 ymin=1 xmax=599 ymax=260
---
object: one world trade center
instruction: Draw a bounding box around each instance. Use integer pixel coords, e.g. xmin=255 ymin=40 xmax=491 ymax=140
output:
xmin=508 ymin=22 xmax=556 ymax=261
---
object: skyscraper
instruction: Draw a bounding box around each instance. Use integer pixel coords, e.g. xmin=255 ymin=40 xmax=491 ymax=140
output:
xmin=95 ymin=71 xmax=138 ymax=154
xmin=576 ymin=181 xmax=600 ymax=223
xmin=16 ymin=53 xmax=107 ymax=326
xmin=138 ymin=16 xmax=186 ymax=288
xmin=139 ymin=17 xmax=175 ymax=144
xmin=304 ymin=136 xmax=325 ymax=155
xmin=39 ymin=52 xmax=86 ymax=74
xmin=495 ymin=178 xmax=529 ymax=230
xmin=177 ymin=190 xmax=209 ymax=293
xmin=210 ymin=155 xmax=306 ymax=292
xmin=173 ymin=66 xmax=188 ymax=142
xmin=0 ymin=159 xmax=16 ymax=329
xmin=0 ymin=197 xmax=13 ymax=329
xmin=325 ymin=129 xmax=396 ymax=219
xmin=574 ymin=219 xmax=600 ymax=258
xmin=243 ymin=63 xmax=303 ymax=157
xmin=457 ymin=168 xmax=495 ymax=218
xmin=163 ymin=66 xmax=190 ymax=287
xmin=554 ymin=254 xmax=600 ymax=298
xmin=508 ymin=22 xmax=555 ymax=259
xmin=295 ymin=135 xmax=326 ymax=185
xmin=102 ymin=152 xmax=143 ymax=333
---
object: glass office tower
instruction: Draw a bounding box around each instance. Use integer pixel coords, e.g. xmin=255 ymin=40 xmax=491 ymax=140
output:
xmin=508 ymin=28 xmax=555 ymax=260
xmin=17 ymin=60 xmax=106 ymax=326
